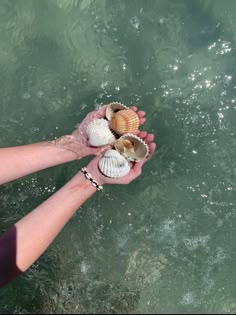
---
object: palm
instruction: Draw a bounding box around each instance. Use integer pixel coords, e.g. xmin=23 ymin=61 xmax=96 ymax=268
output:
xmin=86 ymin=131 xmax=156 ymax=185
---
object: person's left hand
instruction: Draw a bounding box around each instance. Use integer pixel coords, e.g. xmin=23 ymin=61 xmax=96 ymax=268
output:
xmin=85 ymin=131 xmax=156 ymax=186
xmin=50 ymin=104 xmax=146 ymax=160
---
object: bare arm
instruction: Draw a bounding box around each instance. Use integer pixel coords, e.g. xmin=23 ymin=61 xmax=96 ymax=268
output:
xmin=0 ymin=105 xmax=108 ymax=185
xmin=0 ymin=107 xmax=150 ymax=287
xmin=0 ymin=142 xmax=77 ymax=185
xmin=0 ymin=170 xmax=97 ymax=287
xmin=0 ymin=132 xmax=155 ymax=287
xmin=0 ymin=106 xmax=146 ymax=185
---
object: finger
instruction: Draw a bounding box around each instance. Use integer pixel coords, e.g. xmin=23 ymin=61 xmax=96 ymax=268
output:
xmin=98 ymin=144 xmax=112 ymax=154
xmin=88 ymin=147 xmax=102 ymax=156
xmin=137 ymin=110 xmax=146 ymax=118
xmin=94 ymin=105 xmax=107 ymax=118
xmin=138 ymin=131 xmax=148 ymax=139
xmin=139 ymin=117 xmax=146 ymax=126
xmin=131 ymin=161 xmax=144 ymax=173
xmin=94 ymin=144 xmax=112 ymax=156
xmin=145 ymin=133 xmax=155 ymax=143
xmin=130 ymin=106 xmax=137 ymax=112
xmin=147 ymin=142 xmax=156 ymax=158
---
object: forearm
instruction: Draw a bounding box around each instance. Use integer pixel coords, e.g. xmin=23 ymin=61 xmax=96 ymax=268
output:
xmin=0 ymin=171 xmax=97 ymax=287
xmin=0 ymin=142 xmax=77 ymax=185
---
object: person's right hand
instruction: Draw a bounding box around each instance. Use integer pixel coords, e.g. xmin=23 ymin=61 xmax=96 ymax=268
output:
xmin=85 ymin=131 xmax=156 ymax=186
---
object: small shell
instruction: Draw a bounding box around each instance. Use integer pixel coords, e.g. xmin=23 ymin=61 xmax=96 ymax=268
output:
xmin=105 ymin=102 xmax=129 ymax=121
xmin=110 ymin=109 xmax=139 ymax=135
xmin=98 ymin=149 xmax=131 ymax=178
xmin=86 ymin=118 xmax=116 ymax=147
xmin=114 ymin=133 xmax=149 ymax=162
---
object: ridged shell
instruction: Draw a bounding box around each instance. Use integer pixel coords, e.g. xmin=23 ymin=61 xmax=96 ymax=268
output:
xmin=86 ymin=118 xmax=116 ymax=147
xmin=114 ymin=133 xmax=149 ymax=162
xmin=98 ymin=149 xmax=131 ymax=178
xmin=110 ymin=109 xmax=139 ymax=135
xmin=105 ymin=102 xmax=129 ymax=121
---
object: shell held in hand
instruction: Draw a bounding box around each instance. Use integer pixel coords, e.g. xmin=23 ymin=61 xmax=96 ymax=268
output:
xmin=114 ymin=133 xmax=149 ymax=162
xmin=98 ymin=149 xmax=131 ymax=178
xmin=105 ymin=102 xmax=128 ymax=121
xmin=86 ymin=118 xmax=116 ymax=147
xmin=110 ymin=109 xmax=139 ymax=135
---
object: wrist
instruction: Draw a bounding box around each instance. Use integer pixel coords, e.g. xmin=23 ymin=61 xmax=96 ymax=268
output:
xmin=85 ymin=165 xmax=105 ymax=187
xmin=80 ymin=167 xmax=104 ymax=191
xmin=47 ymin=136 xmax=83 ymax=161
xmin=68 ymin=170 xmax=98 ymax=194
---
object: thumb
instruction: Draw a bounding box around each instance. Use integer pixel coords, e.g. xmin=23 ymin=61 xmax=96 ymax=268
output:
xmin=94 ymin=105 xmax=107 ymax=119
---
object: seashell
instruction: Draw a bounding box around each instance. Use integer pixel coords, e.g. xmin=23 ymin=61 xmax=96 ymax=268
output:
xmin=114 ymin=133 xmax=149 ymax=162
xmin=86 ymin=118 xmax=116 ymax=147
xmin=98 ymin=149 xmax=131 ymax=178
xmin=110 ymin=109 xmax=139 ymax=135
xmin=105 ymin=102 xmax=129 ymax=121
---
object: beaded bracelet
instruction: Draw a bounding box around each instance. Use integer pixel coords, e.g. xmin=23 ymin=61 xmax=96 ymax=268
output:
xmin=81 ymin=167 xmax=103 ymax=191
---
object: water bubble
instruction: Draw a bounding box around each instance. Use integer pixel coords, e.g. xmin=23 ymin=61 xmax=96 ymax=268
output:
xmin=180 ymin=291 xmax=199 ymax=306
xmin=37 ymin=90 xmax=44 ymax=98
xmin=104 ymin=65 xmax=109 ymax=72
xmin=80 ymin=261 xmax=89 ymax=274
xmin=101 ymin=81 xmax=108 ymax=89
xmin=130 ymin=16 xmax=140 ymax=29
xmin=159 ymin=18 xmax=165 ymax=24
xmin=23 ymin=92 xmax=31 ymax=100
xmin=183 ymin=235 xmax=210 ymax=251
xmin=80 ymin=103 xmax=87 ymax=110
xmin=159 ymin=218 xmax=176 ymax=240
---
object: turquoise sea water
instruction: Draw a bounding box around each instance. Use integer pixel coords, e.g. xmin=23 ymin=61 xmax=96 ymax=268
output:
xmin=0 ymin=0 xmax=236 ymax=313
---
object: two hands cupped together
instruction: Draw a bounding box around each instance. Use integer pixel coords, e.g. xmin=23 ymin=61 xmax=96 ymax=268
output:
xmin=52 ymin=102 xmax=156 ymax=186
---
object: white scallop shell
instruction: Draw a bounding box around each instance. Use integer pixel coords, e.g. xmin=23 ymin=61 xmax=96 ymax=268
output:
xmin=114 ymin=133 xmax=149 ymax=162
xmin=98 ymin=149 xmax=131 ymax=178
xmin=86 ymin=118 xmax=116 ymax=147
xmin=105 ymin=102 xmax=129 ymax=121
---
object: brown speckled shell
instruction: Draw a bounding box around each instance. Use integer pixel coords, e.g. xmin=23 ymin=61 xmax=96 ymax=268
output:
xmin=105 ymin=102 xmax=129 ymax=121
xmin=110 ymin=109 xmax=139 ymax=135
